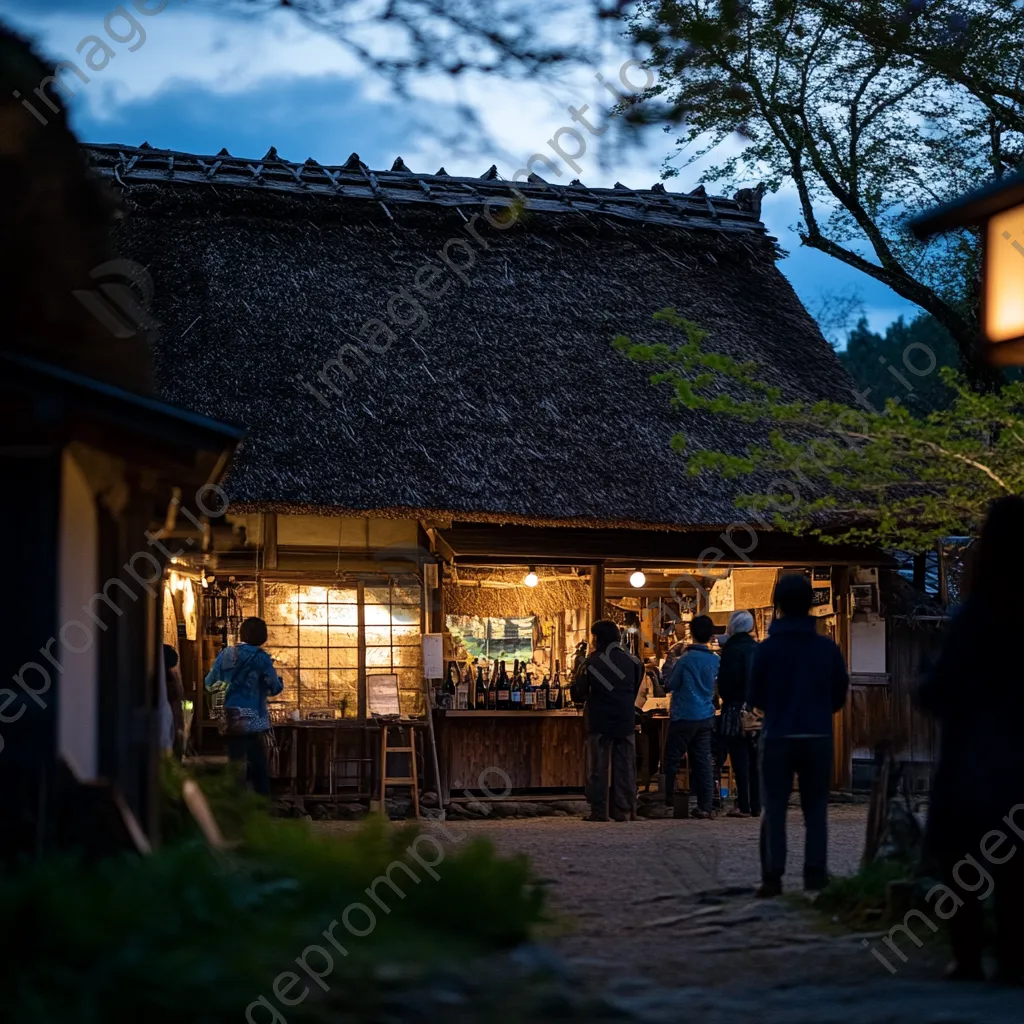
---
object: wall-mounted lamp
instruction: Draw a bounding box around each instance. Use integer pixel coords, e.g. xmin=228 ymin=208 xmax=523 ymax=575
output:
xmin=523 ymin=566 xmax=539 ymax=587
xmin=912 ymin=169 xmax=1024 ymax=364
xmin=629 ymin=569 xmax=646 ymax=588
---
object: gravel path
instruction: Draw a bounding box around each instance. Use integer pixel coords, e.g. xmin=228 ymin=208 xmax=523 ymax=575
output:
xmin=316 ymin=807 xmax=1024 ymax=1021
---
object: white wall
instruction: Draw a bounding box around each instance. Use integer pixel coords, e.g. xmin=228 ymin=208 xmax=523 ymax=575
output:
xmin=851 ymin=615 xmax=886 ymax=674
xmin=58 ymin=451 xmax=99 ymax=779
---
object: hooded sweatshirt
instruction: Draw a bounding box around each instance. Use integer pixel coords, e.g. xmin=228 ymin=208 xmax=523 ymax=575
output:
xmin=750 ymin=616 xmax=849 ymax=740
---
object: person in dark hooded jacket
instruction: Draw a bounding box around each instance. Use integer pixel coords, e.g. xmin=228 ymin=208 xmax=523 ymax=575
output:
xmin=917 ymin=497 xmax=1024 ymax=984
xmin=751 ymin=575 xmax=849 ymax=896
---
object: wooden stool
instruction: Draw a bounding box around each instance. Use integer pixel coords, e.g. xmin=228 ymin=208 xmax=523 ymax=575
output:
xmin=379 ymin=723 xmax=420 ymax=819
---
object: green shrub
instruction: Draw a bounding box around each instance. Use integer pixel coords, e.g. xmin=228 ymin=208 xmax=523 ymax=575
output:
xmin=1 ymin=765 xmax=546 ymax=1023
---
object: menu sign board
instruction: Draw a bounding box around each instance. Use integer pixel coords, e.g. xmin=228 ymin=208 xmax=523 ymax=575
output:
xmin=422 ymin=633 xmax=443 ymax=679
xmin=368 ymin=674 xmax=401 ymax=717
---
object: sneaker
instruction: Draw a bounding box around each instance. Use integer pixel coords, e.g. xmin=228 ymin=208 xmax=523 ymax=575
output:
xmin=756 ymin=879 xmax=783 ymax=899
xmin=610 ymin=812 xmax=629 ymax=822
xmin=726 ymin=808 xmax=751 ymax=818
xmin=692 ymin=809 xmax=715 ymax=820
xmin=582 ymin=812 xmax=609 ymax=822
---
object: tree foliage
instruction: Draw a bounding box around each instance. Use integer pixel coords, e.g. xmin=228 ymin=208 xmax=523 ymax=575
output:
xmin=627 ymin=0 xmax=1024 ymax=386
xmin=615 ymin=308 xmax=1024 ymax=549
xmin=838 ymin=314 xmax=960 ymax=415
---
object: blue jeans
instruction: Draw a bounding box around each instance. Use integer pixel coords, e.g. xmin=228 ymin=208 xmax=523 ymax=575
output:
xmin=664 ymin=718 xmax=714 ymax=812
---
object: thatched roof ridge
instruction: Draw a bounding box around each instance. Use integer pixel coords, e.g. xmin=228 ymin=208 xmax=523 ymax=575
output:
xmin=86 ymin=143 xmax=851 ymax=531
xmin=85 ymin=143 xmax=769 ymax=236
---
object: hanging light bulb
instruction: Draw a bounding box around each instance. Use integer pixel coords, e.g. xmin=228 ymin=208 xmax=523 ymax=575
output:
xmin=629 ymin=569 xmax=646 ymax=589
xmin=523 ymin=566 xmax=539 ymax=587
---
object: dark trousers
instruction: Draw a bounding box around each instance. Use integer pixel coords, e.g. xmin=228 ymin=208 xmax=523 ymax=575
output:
xmin=728 ymin=733 xmax=762 ymax=815
xmin=228 ymin=731 xmax=270 ymax=797
xmin=664 ymin=718 xmax=714 ymax=812
xmin=586 ymin=733 xmax=636 ymax=818
xmin=940 ymin=851 xmax=1024 ymax=977
xmin=759 ymin=736 xmax=831 ymax=887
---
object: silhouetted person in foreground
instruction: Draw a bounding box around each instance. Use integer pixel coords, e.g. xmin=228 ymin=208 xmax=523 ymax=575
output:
xmin=572 ymin=620 xmax=643 ymax=822
xmin=918 ymin=496 xmax=1024 ymax=984
xmin=752 ymin=575 xmax=849 ymax=896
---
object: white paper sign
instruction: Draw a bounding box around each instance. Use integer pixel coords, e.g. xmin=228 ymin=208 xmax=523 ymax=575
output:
xmin=422 ymin=633 xmax=443 ymax=679
xmin=368 ymin=674 xmax=401 ymax=717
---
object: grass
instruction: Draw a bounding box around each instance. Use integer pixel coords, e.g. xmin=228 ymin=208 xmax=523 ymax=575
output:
xmin=813 ymin=858 xmax=920 ymax=927
xmin=0 ymin=761 xmax=547 ymax=1023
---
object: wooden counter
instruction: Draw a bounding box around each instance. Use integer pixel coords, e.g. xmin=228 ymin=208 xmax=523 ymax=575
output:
xmin=434 ymin=709 xmax=586 ymax=795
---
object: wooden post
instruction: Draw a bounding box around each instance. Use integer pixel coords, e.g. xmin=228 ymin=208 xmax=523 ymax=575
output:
xmin=912 ymin=551 xmax=927 ymax=592
xmin=832 ymin=566 xmax=853 ymax=791
xmin=589 ymin=563 xmax=605 ymax=628
xmin=263 ymin=512 xmax=278 ymax=570
xmin=422 ymin=561 xmax=446 ymax=807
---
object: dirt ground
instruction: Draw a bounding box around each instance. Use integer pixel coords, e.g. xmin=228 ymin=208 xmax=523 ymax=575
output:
xmin=316 ymin=807 xmax=1024 ymax=1022
xmin=435 ymin=806 xmax=941 ymax=988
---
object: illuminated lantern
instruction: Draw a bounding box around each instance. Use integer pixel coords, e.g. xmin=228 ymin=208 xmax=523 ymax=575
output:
xmin=911 ymin=169 xmax=1024 ymax=364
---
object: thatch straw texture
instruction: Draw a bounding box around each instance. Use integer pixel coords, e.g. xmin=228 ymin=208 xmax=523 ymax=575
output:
xmin=89 ymin=143 xmax=851 ymax=530
xmin=445 ymin=567 xmax=590 ymax=619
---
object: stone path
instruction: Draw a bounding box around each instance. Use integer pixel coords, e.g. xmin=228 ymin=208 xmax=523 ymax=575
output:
xmin=315 ymin=807 xmax=1024 ymax=1021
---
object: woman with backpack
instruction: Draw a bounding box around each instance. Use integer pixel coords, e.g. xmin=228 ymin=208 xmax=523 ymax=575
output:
xmin=204 ymin=616 xmax=283 ymax=797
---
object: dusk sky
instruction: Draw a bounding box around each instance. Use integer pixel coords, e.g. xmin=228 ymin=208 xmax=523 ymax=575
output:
xmin=4 ymin=0 xmax=922 ymax=342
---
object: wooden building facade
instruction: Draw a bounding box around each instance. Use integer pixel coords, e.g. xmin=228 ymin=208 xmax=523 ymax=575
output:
xmin=85 ymin=142 xmax=895 ymax=799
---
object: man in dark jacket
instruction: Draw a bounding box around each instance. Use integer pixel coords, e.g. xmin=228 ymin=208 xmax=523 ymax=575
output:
xmin=571 ymin=619 xmax=643 ymax=821
xmin=751 ymin=575 xmax=849 ymax=896
xmin=716 ymin=610 xmax=760 ymax=817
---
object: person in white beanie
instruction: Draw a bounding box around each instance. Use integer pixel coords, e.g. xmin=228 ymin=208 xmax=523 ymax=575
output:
xmin=716 ymin=610 xmax=761 ymax=818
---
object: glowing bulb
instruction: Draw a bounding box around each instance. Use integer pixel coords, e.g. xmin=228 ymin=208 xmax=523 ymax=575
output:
xmin=629 ymin=570 xmax=646 ymax=588
xmin=169 ymin=571 xmax=180 ymax=592
xmin=524 ymin=567 xmax=539 ymax=587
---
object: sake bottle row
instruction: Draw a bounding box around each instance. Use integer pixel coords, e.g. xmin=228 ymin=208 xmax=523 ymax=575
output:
xmin=440 ymin=658 xmax=573 ymax=711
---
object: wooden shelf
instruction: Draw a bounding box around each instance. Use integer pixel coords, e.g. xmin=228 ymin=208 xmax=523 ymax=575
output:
xmin=440 ymin=709 xmax=583 ymax=718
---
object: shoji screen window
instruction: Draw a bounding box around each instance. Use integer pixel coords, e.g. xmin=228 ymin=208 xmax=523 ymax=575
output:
xmin=233 ymin=579 xmax=421 ymax=718
xmin=365 ymin=583 xmax=424 ymax=717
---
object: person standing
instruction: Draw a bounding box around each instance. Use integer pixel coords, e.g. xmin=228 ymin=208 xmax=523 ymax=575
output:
xmin=571 ymin=619 xmax=643 ymax=822
xmin=917 ymin=497 xmax=1024 ymax=984
xmin=663 ymin=615 xmax=719 ymax=818
xmin=716 ymin=610 xmax=761 ymax=818
xmin=163 ymin=644 xmax=186 ymax=760
xmin=204 ymin=616 xmax=283 ymax=797
xmin=752 ymin=575 xmax=849 ymax=896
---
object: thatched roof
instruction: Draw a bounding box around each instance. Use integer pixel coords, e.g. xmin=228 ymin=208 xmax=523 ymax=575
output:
xmin=444 ymin=566 xmax=591 ymax=619
xmin=87 ymin=143 xmax=851 ymax=530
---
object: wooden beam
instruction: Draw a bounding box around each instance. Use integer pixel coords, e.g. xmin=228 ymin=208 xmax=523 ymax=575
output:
xmin=263 ymin=512 xmax=278 ymax=570
xmin=437 ymin=524 xmax=893 ymax=567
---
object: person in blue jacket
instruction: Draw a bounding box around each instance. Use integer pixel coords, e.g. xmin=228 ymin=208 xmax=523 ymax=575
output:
xmin=205 ymin=616 xmax=283 ymax=796
xmin=663 ymin=614 xmax=719 ymax=818
xmin=751 ymin=574 xmax=849 ymax=897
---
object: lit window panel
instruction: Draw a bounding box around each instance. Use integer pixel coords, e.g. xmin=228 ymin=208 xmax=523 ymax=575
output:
xmin=219 ymin=578 xmax=421 ymax=718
